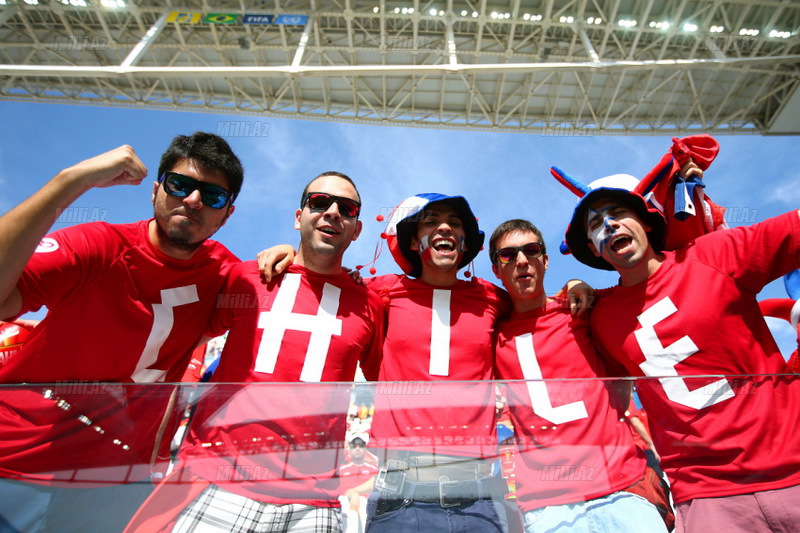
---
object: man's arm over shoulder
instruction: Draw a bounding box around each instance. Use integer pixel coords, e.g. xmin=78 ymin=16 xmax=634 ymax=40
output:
xmin=361 ymin=273 xmax=404 ymax=306
xmin=256 ymin=244 xmax=296 ymax=283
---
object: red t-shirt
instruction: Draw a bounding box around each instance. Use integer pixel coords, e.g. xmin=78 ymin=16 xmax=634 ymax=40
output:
xmin=591 ymin=211 xmax=800 ymax=503
xmin=180 ymin=263 xmax=384 ymax=507
xmin=338 ymin=460 xmax=380 ymax=493
xmin=494 ymin=299 xmax=646 ymax=511
xmin=365 ymin=274 xmax=510 ymax=457
xmin=0 ymin=220 xmax=238 ymax=484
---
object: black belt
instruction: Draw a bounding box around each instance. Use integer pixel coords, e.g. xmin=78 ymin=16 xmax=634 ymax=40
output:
xmin=375 ymin=468 xmax=506 ymax=508
xmin=384 ymin=451 xmax=494 ymax=482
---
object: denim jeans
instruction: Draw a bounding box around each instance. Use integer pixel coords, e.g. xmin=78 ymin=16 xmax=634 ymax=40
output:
xmin=522 ymin=491 xmax=668 ymax=533
xmin=365 ymin=491 xmax=509 ymax=533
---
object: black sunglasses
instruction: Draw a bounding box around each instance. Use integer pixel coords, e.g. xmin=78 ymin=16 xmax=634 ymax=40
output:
xmin=302 ymin=192 xmax=361 ymax=218
xmin=159 ymin=171 xmax=232 ymax=209
xmin=494 ymin=242 xmax=545 ymax=264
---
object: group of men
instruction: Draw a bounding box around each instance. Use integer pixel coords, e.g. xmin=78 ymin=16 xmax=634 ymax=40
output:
xmin=0 ymin=131 xmax=798 ymax=533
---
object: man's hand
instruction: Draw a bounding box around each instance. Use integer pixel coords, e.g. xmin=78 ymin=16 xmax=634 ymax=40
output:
xmin=556 ymin=279 xmax=595 ymax=316
xmin=678 ymin=159 xmax=703 ymax=181
xmin=341 ymin=266 xmax=366 ymax=285
xmin=0 ymin=146 xmax=148 ymax=320
xmin=64 ymin=145 xmax=148 ymax=191
xmin=257 ymin=244 xmax=296 ymax=283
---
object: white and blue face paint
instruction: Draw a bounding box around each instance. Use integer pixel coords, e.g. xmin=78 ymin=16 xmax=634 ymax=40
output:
xmin=418 ymin=234 xmax=430 ymax=254
xmin=586 ymin=205 xmax=621 ymax=256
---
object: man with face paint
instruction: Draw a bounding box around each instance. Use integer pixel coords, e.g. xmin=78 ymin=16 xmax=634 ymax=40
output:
xmin=560 ymin=172 xmax=800 ymax=533
xmin=0 ymin=132 xmax=243 ymax=533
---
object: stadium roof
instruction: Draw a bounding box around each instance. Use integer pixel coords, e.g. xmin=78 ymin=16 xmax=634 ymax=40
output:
xmin=1 ymin=0 xmax=799 ymax=135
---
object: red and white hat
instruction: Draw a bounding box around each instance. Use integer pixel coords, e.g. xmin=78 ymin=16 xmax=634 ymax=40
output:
xmin=381 ymin=193 xmax=484 ymax=278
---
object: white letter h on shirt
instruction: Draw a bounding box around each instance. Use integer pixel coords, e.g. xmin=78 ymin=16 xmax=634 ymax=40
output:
xmin=255 ymin=273 xmax=343 ymax=382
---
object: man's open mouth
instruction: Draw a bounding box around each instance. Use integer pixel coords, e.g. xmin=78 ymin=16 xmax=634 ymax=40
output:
xmin=609 ymin=235 xmax=632 ymax=253
xmin=432 ymin=239 xmax=456 ymax=252
xmin=318 ymin=226 xmax=340 ymax=236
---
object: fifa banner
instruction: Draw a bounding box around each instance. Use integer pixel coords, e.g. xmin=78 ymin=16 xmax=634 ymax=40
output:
xmin=166 ymin=12 xmax=308 ymax=25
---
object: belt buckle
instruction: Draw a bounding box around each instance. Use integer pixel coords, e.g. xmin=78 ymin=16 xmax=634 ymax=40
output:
xmin=439 ymin=479 xmax=462 ymax=508
xmin=376 ymin=468 xmax=406 ymax=495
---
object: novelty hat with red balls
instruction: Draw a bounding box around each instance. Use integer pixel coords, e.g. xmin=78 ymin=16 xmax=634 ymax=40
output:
xmin=383 ymin=193 xmax=484 ymax=278
xmin=553 ymin=168 xmax=667 ymax=271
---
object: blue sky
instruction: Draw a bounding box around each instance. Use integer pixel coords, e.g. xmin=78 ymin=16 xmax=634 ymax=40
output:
xmin=2 ymin=100 xmax=799 ymax=355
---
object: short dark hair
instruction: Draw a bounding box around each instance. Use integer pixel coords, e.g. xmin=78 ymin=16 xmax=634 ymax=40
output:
xmin=158 ymin=132 xmax=244 ymax=204
xmin=489 ymin=219 xmax=546 ymax=264
xmin=299 ymin=171 xmax=361 ymax=207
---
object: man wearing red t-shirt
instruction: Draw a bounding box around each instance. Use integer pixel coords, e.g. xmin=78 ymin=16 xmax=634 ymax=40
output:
xmin=364 ymin=193 xmax=511 ymax=533
xmin=560 ymin=174 xmax=800 ymax=533
xmin=339 ymin=436 xmax=380 ymax=533
xmin=126 ymin=171 xmax=383 ymax=533
xmin=490 ymin=218 xmax=668 ymax=533
xmin=339 ymin=436 xmax=379 ymax=497
xmin=0 ymin=132 xmax=243 ymax=533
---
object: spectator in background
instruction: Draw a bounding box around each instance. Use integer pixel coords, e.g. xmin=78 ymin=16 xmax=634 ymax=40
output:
xmin=339 ymin=435 xmax=380 ymax=533
xmin=624 ymin=397 xmax=659 ymax=463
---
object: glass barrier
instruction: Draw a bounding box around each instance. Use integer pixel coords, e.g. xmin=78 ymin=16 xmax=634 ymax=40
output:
xmin=0 ymin=375 xmax=798 ymax=532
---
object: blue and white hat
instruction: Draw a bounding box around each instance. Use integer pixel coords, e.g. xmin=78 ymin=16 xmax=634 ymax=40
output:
xmin=552 ymin=167 xmax=667 ymax=271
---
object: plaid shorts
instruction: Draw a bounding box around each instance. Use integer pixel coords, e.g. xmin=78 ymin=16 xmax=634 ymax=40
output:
xmin=172 ymin=484 xmax=343 ymax=533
